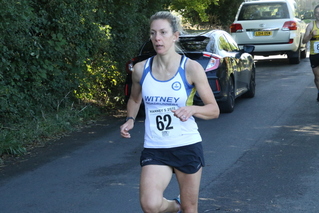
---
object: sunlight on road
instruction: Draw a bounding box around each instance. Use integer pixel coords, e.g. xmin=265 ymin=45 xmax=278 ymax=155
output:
xmin=271 ymin=125 xmax=319 ymax=136
xmin=292 ymin=125 xmax=319 ymax=136
xmin=254 ymin=54 xmax=290 ymax=61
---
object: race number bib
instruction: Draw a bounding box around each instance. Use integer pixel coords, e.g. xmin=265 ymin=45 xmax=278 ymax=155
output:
xmin=314 ymin=41 xmax=319 ymax=54
xmin=148 ymin=106 xmax=182 ymax=139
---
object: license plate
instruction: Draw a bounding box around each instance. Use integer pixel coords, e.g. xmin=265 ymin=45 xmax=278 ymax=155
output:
xmin=254 ymin=31 xmax=272 ymax=36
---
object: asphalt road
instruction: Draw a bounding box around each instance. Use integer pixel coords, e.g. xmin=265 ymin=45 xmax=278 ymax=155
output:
xmin=0 ymin=55 xmax=318 ymax=213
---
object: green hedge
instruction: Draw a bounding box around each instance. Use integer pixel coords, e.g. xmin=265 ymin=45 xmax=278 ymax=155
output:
xmin=0 ymin=0 xmax=168 ymax=156
xmin=0 ymin=0 xmax=242 ymax=157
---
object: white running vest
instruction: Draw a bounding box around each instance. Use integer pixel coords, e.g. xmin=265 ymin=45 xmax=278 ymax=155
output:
xmin=140 ymin=56 xmax=202 ymax=148
xmin=310 ymin=21 xmax=319 ymax=55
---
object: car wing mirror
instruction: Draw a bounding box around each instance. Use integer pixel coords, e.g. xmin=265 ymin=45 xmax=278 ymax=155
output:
xmin=235 ymin=45 xmax=255 ymax=59
xmin=243 ymin=45 xmax=255 ymax=54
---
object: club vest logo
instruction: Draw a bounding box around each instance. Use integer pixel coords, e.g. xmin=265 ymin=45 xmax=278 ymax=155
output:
xmin=144 ymin=96 xmax=180 ymax=104
xmin=172 ymin=81 xmax=181 ymax=91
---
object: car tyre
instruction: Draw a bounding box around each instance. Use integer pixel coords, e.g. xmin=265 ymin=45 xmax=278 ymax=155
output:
xmin=288 ymin=46 xmax=301 ymax=64
xmin=301 ymin=46 xmax=307 ymax=59
xmin=242 ymin=68 xmax=256 ymax=98
xmin=218 ymin=77 xmax=235 ymax=113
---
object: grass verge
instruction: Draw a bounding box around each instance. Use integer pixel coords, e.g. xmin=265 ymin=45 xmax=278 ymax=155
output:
xmin=0 ymin=103 xmax=110 ymax=165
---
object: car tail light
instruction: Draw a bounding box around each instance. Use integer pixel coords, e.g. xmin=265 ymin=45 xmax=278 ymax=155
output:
xmin=230 ymin=23 xmax=243 ymax=33
xmin=125 ymin=57 xmax=139 ymax=74
xmin=282 ymin=21 xmax=297 ymax=31
xmin=124 ymin=83 xmax=129 ymax=96
xmin=203 ymin=52 xmax=221 ymax=72
xmin=125 ymin=61 xmax=133 ymax=74
xmin=215 ymin=79 xmax=221 ymax=92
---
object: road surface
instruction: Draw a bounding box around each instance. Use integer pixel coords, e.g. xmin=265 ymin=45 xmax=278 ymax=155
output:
xmin=0 ymin=55 xmax=318 ymax=212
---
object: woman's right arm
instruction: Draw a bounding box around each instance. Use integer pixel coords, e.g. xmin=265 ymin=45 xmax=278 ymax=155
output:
xmin=120 ymin=61 xmax=144 ymax=138
xmin=303 ymin=22 xmax=314 ymax=44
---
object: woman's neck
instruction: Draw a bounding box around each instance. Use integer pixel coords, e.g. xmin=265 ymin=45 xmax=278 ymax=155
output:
xmin=152 ymin=53 xmax=182 ymax=80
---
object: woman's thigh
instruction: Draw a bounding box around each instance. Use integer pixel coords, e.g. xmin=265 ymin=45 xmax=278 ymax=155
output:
xmin=175 ymin=168 xmax=202 ymax=211
xmin=140 ymin=165 xmax=173 ymax=200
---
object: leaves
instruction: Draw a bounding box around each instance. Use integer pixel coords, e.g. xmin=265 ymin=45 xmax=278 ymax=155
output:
xmin=0 ymin=0 xmax=241 ymax=156
xmin=171 ymin=0 xmax=219 ymax=23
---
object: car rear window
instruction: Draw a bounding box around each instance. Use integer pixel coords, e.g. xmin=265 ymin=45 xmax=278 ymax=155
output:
xmin=139 ymin=36 xmax=212 ymax=55
xmin=178 ymin=36 xmax=210 ymax=52
xmin=238 ymin=3 xmax=289 ymax=20
xmin=140 ymin=40 xmax=156 ymax=56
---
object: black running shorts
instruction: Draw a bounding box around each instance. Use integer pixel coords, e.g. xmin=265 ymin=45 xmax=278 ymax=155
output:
xmin=140 ymin=142 xmax=205 ymax=174
xmin=310 ymin=54 xmax=319 ymax=68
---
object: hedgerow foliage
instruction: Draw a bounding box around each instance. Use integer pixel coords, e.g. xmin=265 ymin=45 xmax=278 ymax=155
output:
xmin=0 ymin=0 xmax=242 ymax=157
xmin=176 ymin=0 xmax=243 ymax=27
xmin=0 ymin=0 xmax=168 ymax=156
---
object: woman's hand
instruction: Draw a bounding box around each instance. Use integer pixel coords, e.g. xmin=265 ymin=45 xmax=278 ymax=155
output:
xmin=120 ymin=120 xmax=134 ymax=138
xmin=172 ymin=106 xmax=194 ymax=122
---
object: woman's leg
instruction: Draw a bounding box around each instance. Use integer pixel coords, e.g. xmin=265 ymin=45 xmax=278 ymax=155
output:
xmin=312 ymin=66 xmax=319 ymax=90
xmin=175 ymin=167 xmax=203 ymax=213
xmin=140 ymin=165 xmax=180 ymax=213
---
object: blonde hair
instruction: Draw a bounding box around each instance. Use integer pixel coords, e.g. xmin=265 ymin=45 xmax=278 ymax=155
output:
xmin=150 ymin=11 xmax=183 ymax=33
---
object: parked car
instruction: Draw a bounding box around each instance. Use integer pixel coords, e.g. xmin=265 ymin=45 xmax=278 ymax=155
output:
xmin=230 ymin=0 xmax=307 ymax=64
xmin=124 ymin=30 xmax=256 ymax=113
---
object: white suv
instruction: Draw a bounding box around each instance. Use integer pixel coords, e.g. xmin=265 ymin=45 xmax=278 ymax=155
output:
xmin=230 ymin=0 xmax=307 ymax=64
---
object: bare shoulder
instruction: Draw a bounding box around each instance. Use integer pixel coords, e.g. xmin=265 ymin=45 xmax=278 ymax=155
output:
xmin=133 ymin=60 xmax=146 ymax=73
xmin=185 ymin=58 xmax=206 ymax=84
xmin=132 ymin=60 xmax=147 ymax=82
xmin=185 ymin=58 xmax=203 ymax=72
xmin=306 ymin=21 xmax=314 ymax=30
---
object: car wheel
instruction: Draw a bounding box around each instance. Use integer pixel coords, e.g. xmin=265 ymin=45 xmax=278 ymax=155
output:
xmin=218 ymin=77 xmax=235 ymax=113
xmin=288 ymin=46 xmax=301 ymax=64
xmin=242 ymin=68 xmax=256 ymax=98
xmin=301 ymin=46 xmax=307 ymax=59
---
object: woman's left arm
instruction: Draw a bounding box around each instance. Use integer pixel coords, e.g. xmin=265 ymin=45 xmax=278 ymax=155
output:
xmin=173 ymin=59 xmax=220 ymax=120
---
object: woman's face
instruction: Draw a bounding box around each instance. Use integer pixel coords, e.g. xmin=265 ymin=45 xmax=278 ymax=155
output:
xmin=150 ymin=19 xmax=178 ymax=55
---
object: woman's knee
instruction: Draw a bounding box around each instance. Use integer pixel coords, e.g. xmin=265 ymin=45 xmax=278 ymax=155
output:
xmin=141 ymin=203 xmax=160 ymax=213
xmin=140 ymin=197 xmax=162 ymax=213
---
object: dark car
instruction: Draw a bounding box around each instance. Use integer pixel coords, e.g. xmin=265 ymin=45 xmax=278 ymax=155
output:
xmin=124 ymin=30 xmax=256 ymax=113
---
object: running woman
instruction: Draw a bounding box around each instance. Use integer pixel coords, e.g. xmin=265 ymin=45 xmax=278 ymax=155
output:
xmin=303 ymin=5 xmax=319 ymax=101
xmin=120 ymin=11 xmax=219 ymax=213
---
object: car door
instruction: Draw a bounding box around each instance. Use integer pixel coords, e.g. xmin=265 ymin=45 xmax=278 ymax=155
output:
xmin=218 ymin=33 xmax=244 ymax=95
xmin=224 ymin=33 xmax=251 ymax=93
